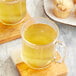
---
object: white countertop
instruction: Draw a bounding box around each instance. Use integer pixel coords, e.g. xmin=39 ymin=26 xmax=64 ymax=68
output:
xmin=0 ymin=0 xmax=76 ymax=76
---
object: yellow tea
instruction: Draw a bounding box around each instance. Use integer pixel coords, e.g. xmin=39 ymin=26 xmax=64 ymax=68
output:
xmin=0 ymin=0 xmax=26 ymax=24
xmin=22 ymin=24 xmax=57 ymax=68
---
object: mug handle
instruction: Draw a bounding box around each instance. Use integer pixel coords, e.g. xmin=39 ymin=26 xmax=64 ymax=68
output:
xmin=54 ymin=41 xmax=66 ymax=63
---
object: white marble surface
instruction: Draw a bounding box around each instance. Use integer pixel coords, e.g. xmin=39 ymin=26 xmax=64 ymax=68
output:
xmin=0 ymin=0 xmax=76 ymax=76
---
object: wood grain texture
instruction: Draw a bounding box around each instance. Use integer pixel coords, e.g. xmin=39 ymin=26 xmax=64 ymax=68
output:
xmin=16 ymin=53 xmax=67 ymax=76
xmin=0 ymin=12 xmax=31 ymax=44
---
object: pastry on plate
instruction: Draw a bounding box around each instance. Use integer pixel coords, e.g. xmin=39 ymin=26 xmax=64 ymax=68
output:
xmin=53 ymin=8 xmax=71 ymax=18
xmin=53 ymin=0 xmax=74 ymax=18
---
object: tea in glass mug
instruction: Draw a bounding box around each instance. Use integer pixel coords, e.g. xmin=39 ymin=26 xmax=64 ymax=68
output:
xmin=0 ymin=0 xmax=26 ymax=25
xmin=21 ymin=18 xmax=66 ymax=69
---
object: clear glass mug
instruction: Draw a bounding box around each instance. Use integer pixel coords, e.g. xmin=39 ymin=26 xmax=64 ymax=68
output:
xmin=21 ymin=17 xmax=66 ymax=69
xmin=0 ymin=0 xmax=26 ymax=25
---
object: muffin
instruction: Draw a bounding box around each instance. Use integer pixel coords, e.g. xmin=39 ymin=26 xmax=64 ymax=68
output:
xmin=53 ymin=0 xmax=74 ymax=18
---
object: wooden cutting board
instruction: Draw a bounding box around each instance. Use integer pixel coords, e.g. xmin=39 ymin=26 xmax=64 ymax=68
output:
xmin=0 ymin=12 xmax=31 ymax=44
xmin=16 ymin=62 xmax=67 ymax=76
xmin=11 ymin=49 xmax=68 ymax=76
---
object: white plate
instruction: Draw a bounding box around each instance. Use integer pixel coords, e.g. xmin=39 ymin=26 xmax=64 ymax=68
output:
xmin=44 ymin=0 xmax=76 ymax=26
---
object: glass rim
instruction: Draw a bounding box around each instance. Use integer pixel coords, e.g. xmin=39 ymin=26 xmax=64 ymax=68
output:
xmin=21 ymin=17 xmax=59 ymax=47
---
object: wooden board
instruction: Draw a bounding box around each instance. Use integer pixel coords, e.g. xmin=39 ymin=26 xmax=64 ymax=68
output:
xmin=15 ymin=52 xmax=68 ymax=76
xmin=16 ymin=62 xmax=67 ymax=76
xmin=11 ymin=49 xmax=68 ymax=76
xmin=0 ymin=12 xmax=31 ymax=44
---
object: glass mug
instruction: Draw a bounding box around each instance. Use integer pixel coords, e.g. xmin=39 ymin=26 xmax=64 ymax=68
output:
xmin=0 ymin=0 xmax=26 ymax=25
xmin=21 ymin=18 xmax=66 ymax=69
